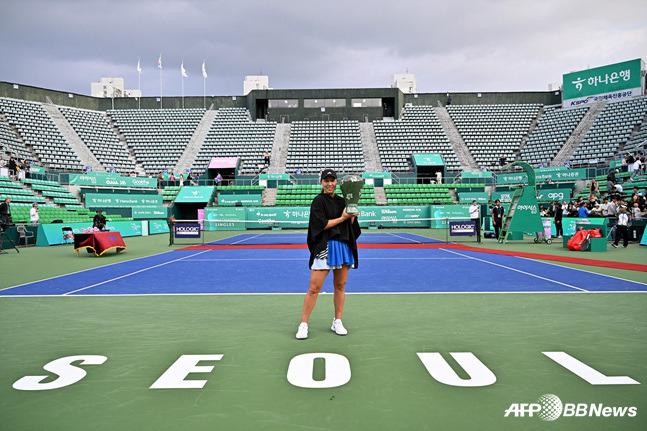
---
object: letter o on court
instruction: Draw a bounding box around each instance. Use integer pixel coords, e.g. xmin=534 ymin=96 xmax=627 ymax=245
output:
xmin=287 ymin=353 xmax=351 ymax=388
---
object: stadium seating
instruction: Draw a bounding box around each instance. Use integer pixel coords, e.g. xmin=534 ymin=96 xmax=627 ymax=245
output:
xmin=384 ymin=184 xmax=455 ymax=205
xmin=0 ymin=117 xmax=31 ymax=162
xmin=192 ymin=108 xmax=276 ymax=176
xmin=570 ymin=97 xmax=647 ymax=165
xmin=373 ymin=106 xmax=460 ymax=172
xmin=108 ymin=108 xmax=205 ymax=175
xmin=623 ymin=120 xmax=647 ymax=155
xmin=0 ymin=176 xmax=45 ymax=203
xmin=59 ymin=106 xmax=135 ymax=174
xmin=521 ymin=105 xmax=588 ymax=166
xmin=285 ymin=120 xmax=365 ymax=175
xmin=447 ymin=104 xmax=542 ymax=169
xmin=0 ymin=97 xmax=84 ymax=171
xmin=275 ymin=184 xmax=376 ymax=206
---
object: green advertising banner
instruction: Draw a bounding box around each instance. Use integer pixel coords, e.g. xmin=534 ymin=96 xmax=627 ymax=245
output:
xmin=412 ymin=154 xmax=444 ymax=166
xmin=429 ymin=205 xmax=471 ymax=228
xmin=148 ymin=220 xmax=170 ymax=234
xmin=36 ymin=221 xmax=144 ymax=246
xmin=69 ymin=174 xmax=157 ymax=188
xmin=541 ymin=217 xmax=606 ymax=236
xmin=497 ymin=168 xmax=586 ymax=185
xmin=204 ymin=207 xmax=246 ymax=230
xmin=461 ymin=171 xmax=493 ymax=178
xmin=174 ymin=186 xmax=215 ymax=203
xmin=362 ymin=172 xmax=392 ymax=179
xmin=85 ymin=193 xmax=162 ymax=207
xmin=563 ymin=58 xmax=643 ymax=108
xmin=246 ymin=207 xmax=310 ymax=229
xmin=132 ymin=207 xmax=168 ymax=219
xmin=259 ymin=173 xmax=290 ymax=180
xmin=357 ymin=206 xmax=431 ymax=228
xmin=536 ymin=188 xmax=571 ymax=202
xmin=30 ymin=165 xmax=45 ymax=173
xmin=218 ymin=194 xmax=262 ymax=206
xmin=491 ymin=190 xmax=515 ymax=203
xmin=459 ymin=192 xmax=490 ymax=203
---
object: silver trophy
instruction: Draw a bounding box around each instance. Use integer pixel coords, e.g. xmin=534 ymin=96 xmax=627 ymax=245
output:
xmin=339 ymin=174 xmax=364 ymax=214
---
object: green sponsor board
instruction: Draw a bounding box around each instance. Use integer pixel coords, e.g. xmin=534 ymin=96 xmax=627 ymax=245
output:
xmin=246 ymin=207 xmax=310 ymax=229
xmin=218 ymin=194 xmax=262 ymax=206
xmin=85 ymin=193 xmax=162 ymax=207
xmin=362 ymin=172 xmax=392 ymax=179
xmin=148 ymin=220 xmax=170 ymax=234
xmin=542 ymin=217 xmax=606 ymax=236
xmin=412 ymin=154 xmax=444 ymax=166
xmin=563 ymin=59 xmax=643 ymax=108
xmin=491 ymin=190 xmax=515 ymax=203
xmin=29 ymin=165 xmax=45 ymax=173
xmin=459 ymin=192 xmax=489 ymax=203
xmin=461 ymin=171 xmax=492 ymax=178
xmin=204 ymin=207 xmax=246 ymax=230
xmin=496 ymin=172 xmax=528 ymax=185
xmin=506 ymin=185 xmax=544 ymax=235
xmin=36 ymin=221 xmax=144 ymax=246
xmin=259 ymin=173 xmax=290 ymax=180
xmin=132 ymin=207 xmax=168 ymax=219
xmin=69 ymin=174 xmax=156 ymax=188
xmin=610 ymin=159 xmax=623 ymax=168
xmin=430 ymin=205 xmax=470 ymax=228
xmin=497 ymin=168 xmax=586 ymax=185
xmin=536 ymin=188 xmax=571 ymax=202
xmin=174 ymin=186 xmax=215 ymax=203
xmin=358 ymin=206 xmax=431 ymax=228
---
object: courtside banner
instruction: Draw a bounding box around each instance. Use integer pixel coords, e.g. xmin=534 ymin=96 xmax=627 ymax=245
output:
xmin=69 ymin=174 xmax=156 ymax=188
xmin=174 ymin=223 xmax=201 ymax=239
xmin=449 ymin=220 xmax=476 ymax=236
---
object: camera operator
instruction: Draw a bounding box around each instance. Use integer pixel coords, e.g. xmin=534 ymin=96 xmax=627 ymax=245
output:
xmin=0 ymin=197 xmax=12 ymax=226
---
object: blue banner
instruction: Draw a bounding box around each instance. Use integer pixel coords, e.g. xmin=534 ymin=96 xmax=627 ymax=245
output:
xmin=449 ymin=220 xmax=476 ymax=236
xmin=174 ymin=222 xmax=201 ymax=239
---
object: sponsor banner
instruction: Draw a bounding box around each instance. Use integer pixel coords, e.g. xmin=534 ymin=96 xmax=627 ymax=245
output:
xmin=29 ymin=165 xmax=45 ymax=173
xmin=208 ymin=157 xmax=238 ymax=169
xmin=85 ymin=193 xmax=162 ymax=208
xmin=148 ymin=220 xmax=170 ymax=235
xmin=174 ymin=186 xmax=215 ymax=203
xmin=69 ymin=174 xmax=156 ymax=188
xmin=358 ymin=206 xmax=431 ymax=228
xmin=449 ymin=220 xmax=476 ymax=236
xmin=563 ymin=58 xmax=643 ymax=108
xmin=174 ymin=222 xmax=201 ymax=239
xmin=491 ymin=191 xmax=514 ymax=203
xmin=459 ymin=192 xmax=489 ymax=203
xmin=259 ymin=173 xmax=289 ymax=180
xmin=36 ymin=221 xmax=144 ymax=246
xmin=218 ymin=194 xmax=262 ymax=206
xmin=497 ymin=169 xmax=586 ymax=185
xmin=430 ymin=205 xmax=470 ymax=228
xmin=204 ymin=207 xmax=246 ymax=230
xmin=362 ymin=172 xmax=392 ymax=179
xmin=132 ymin=207 xmax=168 ymax=219
xmin=536 ymin=188 xmax=571 ymax=202
xmin=461 ymin=171 xmax=492 ymax=178
xmin=246 ymin=207 xmax=310 ymax=229
xmin=412 ymin=154 xmax=444 ymax=166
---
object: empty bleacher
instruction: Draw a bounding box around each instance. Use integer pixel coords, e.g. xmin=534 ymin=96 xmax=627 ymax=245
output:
xmin=108 ymin=108 xmax=205 ymax=174
xmin=384 ymin=183 xmax=455 ymax=205
xmin=192 ymin=108 xmax=276 ymax=176
xmin=285 ymin=120 xmax=365 ymax=175
xmin=373 ymin=106 xmax=460 ymax=172
xmin=0 ymin=98 xmax=83 ymax=171
xmin=275 ymin=183 xmax=376 ymax=206
xmin=0 ymin=118 xmax=31 ymax=162
xmin=447 ymin=104 xmax=541 ymax=168
xmin=59 ymin=106 xmax=135 ymax=174
xmin=570 ymin=97 xmax=647 ymax=165
xmin=520 ymin=105 xmax=589 ymax=166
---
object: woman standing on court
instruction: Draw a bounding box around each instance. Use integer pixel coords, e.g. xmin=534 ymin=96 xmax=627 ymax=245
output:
xmin=296 ymin=169 xmax=361 ymax=340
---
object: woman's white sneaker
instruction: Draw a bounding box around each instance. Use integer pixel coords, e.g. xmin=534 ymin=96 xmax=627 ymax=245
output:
xmin=331 ymin=319 xmax=347 ymax=335
xmin=296 ymin=322 xmax=308 ymax=339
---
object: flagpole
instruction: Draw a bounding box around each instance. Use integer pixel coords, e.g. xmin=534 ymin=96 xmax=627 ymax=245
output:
xmin=137 ymin=58 xmax=141 ymax=109
xmin=202 ymin=60 xmax=207 ymax=110
xmin=181 ymin=62 xmax=185 ymax=109
xmin=159 ymin=54 xmax=163 ymax=109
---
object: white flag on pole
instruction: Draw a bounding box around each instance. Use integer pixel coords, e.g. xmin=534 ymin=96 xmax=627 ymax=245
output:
xmin=137 ymin=59 xmax=142 ymax=74
xmin=158 ymin=55 xmax=162 ymax=69
xmin=181 ymin=61 xmax=188 ymax=78
xmin=202 ymin=61 xmax=207 ymax=79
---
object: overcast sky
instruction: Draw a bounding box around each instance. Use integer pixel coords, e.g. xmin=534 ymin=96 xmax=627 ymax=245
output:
xmin=1 ymin=0 xmax=646 ymax=97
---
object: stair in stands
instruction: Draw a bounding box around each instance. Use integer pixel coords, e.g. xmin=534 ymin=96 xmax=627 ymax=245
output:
xmin=359 ymin=122 xmax=382 ymax=172
xmin=41 ymin=103 xmax=106 ymax=172
xmin=551 ymin=101 xmax=607 ymax=167
xmin=269 ymin=123 xmax=291 ymax=174
xmin=175 ymin=109 xmax=219 ymax=175
xmin=433 ymin=105 xmax=479 ymax=171
xmin=262 ymin=187 xmax=277 ymax=206
xmin=515 ymin=105 xmax=545 ymax=160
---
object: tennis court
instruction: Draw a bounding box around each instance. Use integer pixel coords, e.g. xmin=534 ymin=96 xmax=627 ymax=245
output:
xmin=1 ymin=232 xmax=646 ymax=430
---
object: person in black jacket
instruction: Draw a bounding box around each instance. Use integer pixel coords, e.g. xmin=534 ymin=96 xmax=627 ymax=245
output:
xmin=93 ymin=210 xmax=107 ymax=231
xmin=296 ymin=169 xmax=361 ymax=340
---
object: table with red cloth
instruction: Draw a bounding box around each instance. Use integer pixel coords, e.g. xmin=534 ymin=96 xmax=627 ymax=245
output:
xmin=74 ymin=232 xmax=126 ymax=257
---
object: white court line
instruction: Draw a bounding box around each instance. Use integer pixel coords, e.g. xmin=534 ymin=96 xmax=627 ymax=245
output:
xmin=62 ymin=250 xmax=211 ymax=296
xmin=441 ymin=249 xmax=589 ymax=292
xmin=182 ymin=257 xmax=469 ymax=262
xmin=382 ymin=232 xmax=424 ymax=243
xmin=228 ymin=233 xmax=264 ymax=245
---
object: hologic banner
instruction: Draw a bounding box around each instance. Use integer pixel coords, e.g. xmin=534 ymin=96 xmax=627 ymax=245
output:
xmin=449 ymin=220 xmax=476 ymax=236
xmin=69 ymin=174 xmax=156 ymax=188
xmin=563 ymin=59 xmax=643 ymax=109
xmin=85 ymin=193 xmax=162 ymax=207
xmin=174 ymin=222 xmax=201 ymax=239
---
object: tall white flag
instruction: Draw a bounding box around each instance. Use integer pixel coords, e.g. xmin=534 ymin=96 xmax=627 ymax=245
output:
xmin=202 ymin=61 xmax=207 ymax=79
xmin=137 ymin=59 xmax=142 ymax=74
xmin=181 ymin=61 xmax=188 ymax=78
xmin=158 ymin=55 xmax=162 ymax=69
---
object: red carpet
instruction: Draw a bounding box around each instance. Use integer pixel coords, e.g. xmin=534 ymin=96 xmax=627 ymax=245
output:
xmin=176 ymin=243 xmax=647 ymax=272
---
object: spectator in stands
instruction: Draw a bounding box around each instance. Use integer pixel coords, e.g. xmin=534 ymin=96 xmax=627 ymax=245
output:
xmin=0 ymin=197 xmax=12 ymax=225
xmin=626 ymin=153 xmax=635 ymax=176
xmin=157 ymin=172 xmax=164 ymax=189
xmin=631 ymin=202 xmax=644 ymax=220
xmin=539 ymin=205 xmax=547 ymax=217
xmin=499 ymin=156 xmax=507 ymax=170
xmin=562 ymin=201 xmax=569 ymax=216
xmin=606 ymin=196 xmax=619 ymax=217
xmin=606 ymin=169 xmax=618 ymax=197
xmin=129 ymin=171 xmax=136 ymax=177
xmin=215 ymin=172 xmax=222 ymax=186
xmin=578 ymin=202 xmax=591 ymax=218
xmin=264 ymin=151 xmax=271 ymax=165
xmin=93 ymin=210 xmax=106 ymax=231
xmin=435 ymin=170 xmax=442 ymax=184
xmin=567 ymin=202 xmax=578 ymax=217
xmin=179 ymin=174 xmax=185 ymax=187
xmin=491 ymin=199 xmax=504 ymax=239
xmin=630 ymin=155 xmax=642 ymax=180
xmin=544 ymin=178 xmax=554 ymax=185
xmin=446 ymin=92 xmax=452 ymax=106
xmin=590 ymin=179 xmax=600 ymax=196
xmin=22 ymin=160 xmax=31 ymax=179
xmin=30 ymin=203 xmax=39 ymax=226
xmin=469 ymin=200 xmax=481 ymax=243
xmin=554 ymin=202 xmax=563 ymax=238
xmin=612 ymin=205 xmax=630 ymax=248
xmin=295 ymin=168 xmax=360 ymax=340
xmin=8 ymin=157 xmax=17 ymax=179
xmin=169 ymin=172 xmax=175 ymax=186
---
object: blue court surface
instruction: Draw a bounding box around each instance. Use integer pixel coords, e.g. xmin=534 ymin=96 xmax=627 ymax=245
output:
xmin=2 ymin=247 xmax=645 ymax=296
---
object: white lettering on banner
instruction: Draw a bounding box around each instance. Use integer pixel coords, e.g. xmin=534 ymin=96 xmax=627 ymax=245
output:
xmin=149 ymin=355 xmax=223 ymax=389
xmin=287 ymin=353 xmax=351 ymax=389
xmin=13 ymin=355 xmax=107 ymax=391
xmin=416 ymin=352 xmax=497 ymax=387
